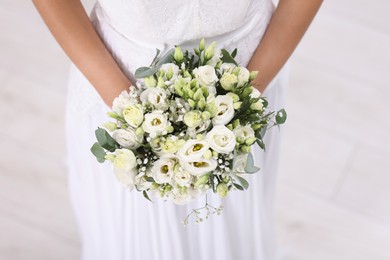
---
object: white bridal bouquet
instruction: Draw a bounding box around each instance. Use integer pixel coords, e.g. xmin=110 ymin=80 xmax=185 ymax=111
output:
xmin=91 ymin=39 xmax=287 ymax=224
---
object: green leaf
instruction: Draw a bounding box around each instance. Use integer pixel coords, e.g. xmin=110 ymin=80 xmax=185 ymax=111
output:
xmin=90 ymin=142 xmax=106 ymax=163
xmin=134 ymin=66 xmax=158 ymax=79
xmin=231 ymin=48 xmax=237 ymax=58
xmin=143 ymin=190 xmax=153 ymax=202
xmin=275 ymin=109 xmax=287 ymax=124
xmin=145 ymin=177 xmax=155 ymax=182
xmin=149 ymin=48 xmax=161 ymax=67
xmin=235 ymin=175 xmax=249 ymax=190
xmin=233 ymin=183 xmax=244 ymax=191
xmin=256 ymin=138 xmax=265 ymax=150
xmin=221 ymin=49 xmax=238 ymax=66
xmin=95 ymin=127 xmax=117 ymax=152
xmin=155 ymin=48 xmax=175 ymax=67
xmin=244 ymin=152 xmax=261 ymax=173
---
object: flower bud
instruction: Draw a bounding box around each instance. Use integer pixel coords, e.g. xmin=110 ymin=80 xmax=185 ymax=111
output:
xmin=102 ymin=122 xmax=117 ymax=132
xmin=226 ymin=92 xmax=239 ymax=102
xmin=205 ymin=102 xmax=217 ymax=117
xmin=249 ymin=70 xmax=259 ymax=81
xmin=144 ymin=75 xmax=157 ymax=87
xmin=233 ymin=119 xmax=240 ymax=128
xmin=135 ymin=127 xmax=144 ymax=136
xmin=188 ymin=99 xmax=196 ymax=108
xmin=232 ymin=67 xmax=241 ymax=76
xmin=157 ymin=76 xmax=165 ymax=87
xmin=174 ymin=46 xmax=184 ymax=63
xmin=220 ymin=72 xmax=238 ymax=91
xmin=250 ymin=100 xmax=264 ymax=111
xmin=216 ymin=182 xmax=229 ymax=198
xmin=242 ymin=86 xmax=253 ymax=97
xmin=197 ymin=97 xmax=206 ymax=109
xmin=166 ymin=67 xmax=174 ymax=81
xmin=233 ymin=101 xmax=242 ymax=110
xmin=166 ymin=125 xmax=174 ymax=133
xmin=195 ymin=173 xmax=210 ymax=188
xmin=193 ymin=88 xmax=204 ymax=101
xmin=199 ymin=38 xmax=206 ymax=51
xmin=240 ymin=145 xmax=251 ymax=153
xmin=251 ymin=123 xmax=262 ymax=130
xmin=201 ymin=111 xmax=211 ymax=120
xmin=204 ymin=41 xmax=216 ymax=61
xmin=184 ymin=70 xmax=192 ymax=78
xmin=226 ymin=124 xmax=233 ymax=130
xmin=245 ymin=137 xmax=257 ymax=145
xmin=215 ymin=61 xmax=222 ymax=69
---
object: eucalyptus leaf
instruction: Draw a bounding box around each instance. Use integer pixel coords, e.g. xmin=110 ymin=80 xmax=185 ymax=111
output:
xmin=155 ymin=48 xmax=175 ymax=67
xmin=149 ymin=48 xmax=161 ymax=67
xmin=276 ymin=109 xmax=287 ymax=124
xmin=134 ymin=66 xmax=158 ymax=79
xmin=235 ymin=175 xmax=249 ymax=190
xmin=90 ymin=142 xmax=106 ymax=163
xmin=95 ymin=127 xmax=117 ymax=152
xmin=244 ymin=152 xmax=261 ymax=173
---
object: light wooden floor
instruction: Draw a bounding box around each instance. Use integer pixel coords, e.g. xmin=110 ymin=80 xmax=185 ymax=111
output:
xmin=1 ymin=1 xmax=389 ymax=259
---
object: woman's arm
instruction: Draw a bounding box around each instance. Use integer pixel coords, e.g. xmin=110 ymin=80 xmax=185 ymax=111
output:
xmin=247 ymin=0 xmax=324 ymax=93
xmin=32 ymin=0 xmax=132 ymax=107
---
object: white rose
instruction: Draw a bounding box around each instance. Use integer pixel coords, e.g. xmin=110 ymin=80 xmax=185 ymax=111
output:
xmin=113 ymin=149 xmax=138 ymax=190
xmin=180 ymin=157 xmax=218 ymax=176
xmin=152 ymin=155 xmax=178 ymax=184
xmin=112 ymin=90 xmax=134 ymax=116
xmin=177 ymin=139 xmax=210 ymax=162
xmin=112 ymin=128 xmax=143 ymax=149
xmin=193 ymin=65 xmax=218 ymax=87
xmin=140 ymin=87 xmax=169 ymax=111
xmin=237 ymin=67 xmax=250 ymax=87
xmin=211 ymin=95 xmax=234 ymax=125
xmin=233 ymin=125 xmax=255 ymax=141
xmin=232 ymin=153 xmax=248 ymax=173
xmin=206 ymin=125 xmax=236 ymax=154
xmin=142 ymin=110 xmax=170 ymax=137
xmin=174 ymin=170 xmax=192 ymax=187
xmin=123 ymin=104 xmax=144 ymax=128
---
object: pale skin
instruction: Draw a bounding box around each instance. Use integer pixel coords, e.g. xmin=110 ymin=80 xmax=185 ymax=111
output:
xmin=32 ymin=0 xmax=323 ymax=107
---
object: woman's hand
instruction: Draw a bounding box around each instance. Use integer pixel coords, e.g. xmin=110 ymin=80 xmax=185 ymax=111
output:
xmin=32 ymin=0 xmax=131 ymax=107
xmin=247 ymin=0 xmax=324 ymax=94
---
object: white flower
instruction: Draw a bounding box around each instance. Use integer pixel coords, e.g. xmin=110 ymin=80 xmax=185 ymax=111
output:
xmin=212 ymin=95 xmax=234 ymax=125
xmin=112 ymin=149 xmax=138 ymax=190
xmin=233 ymin=125 xmax=255 ymax=141
xmin=193 ymin=65 xmax=218 ymax=87
xmin=249 ymin=87 xmax=261 ymax=99
xmin=140 ymin=87 xmax=169 ymax=111
xmin=142 ymin=110 xmax=170 ymax=137
xmin=232 ymin=153 xmax=248 ymax=173
xmin=135 ymin=171 xmax=152 ymax=191
xmin=219 ymin=63 xmax=236 ymax=74
xmin=123 ymin=104 xmax=144 ymax=128
xmin=174 ymin=170 xmax=192 ymax=187
xmin=206 ymin=125 xmax=236 ymax=154
xmin=177 ymin=139 xmax=210 ymax=162
xmin=220 ymin=72 xmax=238 ymax=91
xmin=180 ymin=157 xmax=218 ymax=176
xmin=171 ymin=187 xmax=193 ymax=205
xmin=183 ymin=110 xmax=202 ymax=128
xmin=152 ymin=155 xmax=178 ymax=184
xmin=237 ymin=67 xmax=250 ymax=87
xmin=112 ymin=128 xmax=143 ymax=149
xmin=112 ymin=90 xmax=134 ymax=116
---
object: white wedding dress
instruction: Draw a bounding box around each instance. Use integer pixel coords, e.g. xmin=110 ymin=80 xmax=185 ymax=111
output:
xmin=65 ymin=0 xmax=289 ymax=259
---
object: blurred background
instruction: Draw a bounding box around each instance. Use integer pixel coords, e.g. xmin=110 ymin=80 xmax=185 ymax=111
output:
xmin=1 ymin=0 xmax=389 ymax=259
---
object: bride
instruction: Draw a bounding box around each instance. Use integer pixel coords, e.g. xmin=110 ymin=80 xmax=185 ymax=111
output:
xmin=33 ymin=0 xmax=322 ymax=259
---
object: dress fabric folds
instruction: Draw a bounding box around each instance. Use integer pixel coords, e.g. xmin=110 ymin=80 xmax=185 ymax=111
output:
xmin=65 ymin=1 xmax=289 ymax=259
